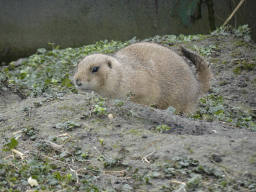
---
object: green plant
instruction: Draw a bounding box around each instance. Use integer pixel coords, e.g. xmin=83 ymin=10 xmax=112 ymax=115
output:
xmin=190 ymin=94 xmax=256 ymax=131
xmin=22 ymin=126 xmax=38 ymax=140
xmin=233 ymin=67 xmax=241 ymax=74
xmin=143 ymin=176 xmax=151 ymax=184
xmin=114 ymin=100 xmax=124 ymax=107
xmin=93 ymin=105 xmax=107 ymax=115
xmin=234 ymin=24 xmax=251 ymax=42
xmin=0 ymin=154 xmax=103 ymax=191
xmin=233 ymin=60 xmax=256 ymax=74
xmin=166 ymin=106 xmax=176 ymax=113
xmin=143 ymin=34 xmax=204 ymax=43
xmin=193 ymin=45 xmax=215 ymax=56
xmin=55 ymin=121 xmax=81 ymax=131
xmin=2 ymin=138 xmax=18 ymax=152
xmin=103 ymin=158 xmax=122 ymax=168
xmin=212 ymin=26 xmax=230 ymax=36
xmin=33 ymin=101 xmax=42 ymax=107
xmin=156 ymin=125 xmax=170 ymax=133
xmin=99 ymin=138 xmax=105 ymax=147
xmin=212 ymin=24 xmax=251 ymax=42
xmin=189 ymin=149 xmax=194 ymax=154
xmin=186 ymin=174 xmax=202 ymax=189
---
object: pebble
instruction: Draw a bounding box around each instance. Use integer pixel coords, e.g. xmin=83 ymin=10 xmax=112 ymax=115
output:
xmin=151 ymin=172 xmax=161 ymax=178
xmin=122 ymin=184 xmax=133 ymax=191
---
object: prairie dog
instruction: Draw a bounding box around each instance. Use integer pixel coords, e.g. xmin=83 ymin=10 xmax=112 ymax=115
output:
xmin=74 ymin=42 xmax=212 ymax=113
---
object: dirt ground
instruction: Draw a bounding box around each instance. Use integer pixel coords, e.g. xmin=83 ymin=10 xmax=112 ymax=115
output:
xmin=0 ymin=33 xmax=256 ymax=191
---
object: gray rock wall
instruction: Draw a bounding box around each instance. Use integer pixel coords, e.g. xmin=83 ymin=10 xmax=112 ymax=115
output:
xmin=1 ymin=0 xmax=255 ymax=64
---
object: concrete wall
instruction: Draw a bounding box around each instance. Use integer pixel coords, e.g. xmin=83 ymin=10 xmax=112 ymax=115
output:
xmin=1 ymin=0 xmax=255 ymax=64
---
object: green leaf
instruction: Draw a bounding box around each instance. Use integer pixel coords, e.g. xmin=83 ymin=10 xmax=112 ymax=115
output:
xmin=61 ymin=79 xmax=72 ymax=87
xmin=48 ymin=178 xmax=59 ymax=185
xmin=215 ymin=109 xmax=224 ymax=115
xmin=37 ymin=48 xmax=47 ymax=54
xmin=53 ymin=172 xmax=62 ymax=181
xmin=3 ymin=138 xmax=18 ymax=151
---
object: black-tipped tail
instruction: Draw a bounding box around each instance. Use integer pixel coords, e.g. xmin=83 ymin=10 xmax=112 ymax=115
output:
xmin=180 ymin=46 xmax=212 ymax=93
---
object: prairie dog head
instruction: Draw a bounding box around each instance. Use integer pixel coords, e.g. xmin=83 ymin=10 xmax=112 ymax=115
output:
xmin=74 ymin=54 xmax=120 ymax=94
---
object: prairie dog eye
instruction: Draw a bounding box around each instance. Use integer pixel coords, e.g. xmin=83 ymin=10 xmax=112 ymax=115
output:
xmin=108 ymin=61 xmax=112 ymax=68
xmin=92 ymin=67 xmax=100 ymax=73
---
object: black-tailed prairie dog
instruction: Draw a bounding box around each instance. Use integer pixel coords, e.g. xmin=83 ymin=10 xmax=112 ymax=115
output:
xmin=74 ymin=42 xmax=212 ymax=113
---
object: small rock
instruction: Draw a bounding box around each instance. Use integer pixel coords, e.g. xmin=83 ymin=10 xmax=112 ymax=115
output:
xmin=42 ymin=93 xmax=52 ymax=97
xmin=122 ymin=184 xmax=133 ymax=191
xmin=166 ymin=106 xmax=176 ymax=113
xmin=211 ymin=154 xmax=222 ymax=162
xmin=21 ymin=180 xmax=28 ymax=186
xmin=151 ymin=172 xmax=161 ymax=178
xmin=74 ymin=131 xmax=91 ymax=139
xmin=28 ymin=177 xmax=38 ymax=187
xmin=108 ymin=114 xmax=114 ymax=120
xmin=30 ymin=135 xmax=37 ymax=141
xmin=1 ymin=87 xmax=8 ymax=91
xmin=60 ymin=151 xmax=69 ymax=158
xmin=13 ymin=58 xmax=27 ymax=67
xmin=153 ymin=166 xmax=162 ymax=172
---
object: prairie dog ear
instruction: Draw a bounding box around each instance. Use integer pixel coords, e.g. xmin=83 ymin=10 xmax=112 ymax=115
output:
xmin=107 ymin=60 xmax=112 ymax=68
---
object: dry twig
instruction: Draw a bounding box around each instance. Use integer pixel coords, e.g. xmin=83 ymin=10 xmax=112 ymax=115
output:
xmin=11 ymin=149 xmax=25 ymax=160
xmin=69 ymin=167 xmax=79 ymax=184
xmin=44 ymin=140 xmax=63 ymax=152
xmin=142 ymin=151 xmax=155 ymax=164
xmin=223 ymin=0 xmax=245 ymax=26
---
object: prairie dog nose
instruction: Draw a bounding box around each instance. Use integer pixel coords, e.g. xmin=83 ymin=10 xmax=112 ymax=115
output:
xmin=75 ymin=79 xmax=82 ymax=86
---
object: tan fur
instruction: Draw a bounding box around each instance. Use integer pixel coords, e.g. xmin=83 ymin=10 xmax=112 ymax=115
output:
xmin=74 ymin=42 xmax=212 ymax=113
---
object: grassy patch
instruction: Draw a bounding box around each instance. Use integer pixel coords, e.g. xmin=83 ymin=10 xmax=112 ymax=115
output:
xmin=190 ymin=93 xmax=256 ymax=131
xmin=233 ymin=60 xmax=256 ymax=74
xmin=143 ymin=34 xmax=206 ymax=44
xmin=222 ymin=60 xmax=227 ymax=64
xmin=212 ymin=24 xmax=251 ymax=42
xmin=235 ymin=40 xmax=250 ymax=47
xmin=210 ymin=58 xmax=220 ymax=64
xmin=193 ymin=44 xmax=216 ymax=56
xmin=54 ymin=121 xmax=81 ymax=131
xmin=155 ymin=125 xmax=170 ymax=133
xmin=1 ymin=137 xmax=256 ymax=191
xmin=127 ymin=129 xmax=143 ymax=136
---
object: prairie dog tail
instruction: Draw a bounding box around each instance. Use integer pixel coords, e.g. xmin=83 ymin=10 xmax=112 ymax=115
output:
xmin=180 ymin=46 xmax=212 ymax=93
